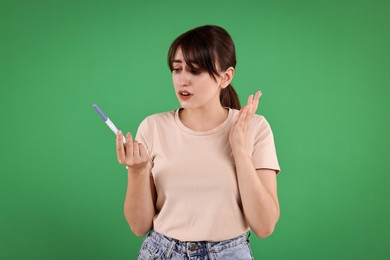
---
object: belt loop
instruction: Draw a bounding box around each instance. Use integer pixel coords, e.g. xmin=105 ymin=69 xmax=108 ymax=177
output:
xmin=165 ymin=239 xmax=175 ymax=258
xmin=246 ymin=230 xmax=252 ymax=243
xmin=206 ymin=242 xmax=215 ymax=260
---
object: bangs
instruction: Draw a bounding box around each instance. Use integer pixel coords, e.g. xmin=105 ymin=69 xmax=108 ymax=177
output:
xmin=168 ymin=29 xmax=219 ymax=79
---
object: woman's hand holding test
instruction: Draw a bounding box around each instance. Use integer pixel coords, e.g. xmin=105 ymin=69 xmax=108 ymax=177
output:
xmin=116 ymin=131 xmax=150 ymax=170
xmin=116 ymin=130 xmax=156 ymax=237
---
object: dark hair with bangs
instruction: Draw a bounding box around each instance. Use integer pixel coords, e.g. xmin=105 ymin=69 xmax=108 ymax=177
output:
xmin=168 ymin=25 xmax=241 ymax=109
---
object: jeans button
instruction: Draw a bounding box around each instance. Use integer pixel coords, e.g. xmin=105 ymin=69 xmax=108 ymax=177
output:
xmin=188 ymin=244 xmax=196 ymax=251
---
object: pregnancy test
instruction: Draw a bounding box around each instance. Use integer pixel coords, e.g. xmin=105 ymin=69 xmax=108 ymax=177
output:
xmin=93 ymin=104 xmax=126 ymax=144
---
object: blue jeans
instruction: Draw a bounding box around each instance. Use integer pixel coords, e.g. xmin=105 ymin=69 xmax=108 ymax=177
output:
xmin=137 ymin=230 xmax=254 ymax=260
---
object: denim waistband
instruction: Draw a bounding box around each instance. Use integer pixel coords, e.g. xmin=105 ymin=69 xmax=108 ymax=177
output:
xmin=148 ymin=230 xmax=249 ymax=256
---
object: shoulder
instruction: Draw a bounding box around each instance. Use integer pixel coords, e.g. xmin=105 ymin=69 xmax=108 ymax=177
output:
xmin=137 ymin=110 xmax=177 ymax=132
xmin=254 ymin=114 xmax=269 ymax=128
xmin=136 ymin=110 xmax=177 ymax=140
xmin=230 ymin=109 xmax=272 ymax=140
xmin=140 ymin=110 xmax=176 ymax=124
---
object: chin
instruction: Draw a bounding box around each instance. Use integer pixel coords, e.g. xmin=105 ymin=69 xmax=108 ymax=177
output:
xmin=177 ymin=101 xmax=192 ymax=109
xmin=179 ymin=104 xmax=192 ymax=109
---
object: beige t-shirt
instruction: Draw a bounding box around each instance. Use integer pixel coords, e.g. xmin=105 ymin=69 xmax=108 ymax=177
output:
xmin=135 ymin=108 xmax=280 ymax=242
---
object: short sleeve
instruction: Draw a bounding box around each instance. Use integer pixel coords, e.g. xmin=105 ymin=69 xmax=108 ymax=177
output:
xmin=135 ymin=117 xmax=149 ymax=149
xmin=135 ymin=117 xmax=154 ymax=167
xmin=250 ymin=116 xmax=281 ymax=174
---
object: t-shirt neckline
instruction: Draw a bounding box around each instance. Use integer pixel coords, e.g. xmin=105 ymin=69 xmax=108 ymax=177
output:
xmin=174 ymin=108 xmax=233 ymax=136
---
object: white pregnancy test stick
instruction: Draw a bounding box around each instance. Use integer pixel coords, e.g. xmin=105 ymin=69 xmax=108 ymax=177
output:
xmin=93 ymin=104 xmax=151 ymax=169
xmin=93 ymin=104 xmax=126 ymax=144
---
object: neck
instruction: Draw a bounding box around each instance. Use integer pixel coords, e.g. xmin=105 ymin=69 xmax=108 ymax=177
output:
xmin=179 ymin=105 xmax=229 ymax=132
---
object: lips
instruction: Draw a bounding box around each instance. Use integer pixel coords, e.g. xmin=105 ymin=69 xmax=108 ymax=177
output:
xmin=178 ymin=90 xmax=193 ymax=101
xmin=178 ymin=90 xmax=193 ymax=97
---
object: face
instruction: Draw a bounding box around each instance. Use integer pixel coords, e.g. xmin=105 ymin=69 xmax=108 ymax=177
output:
xmin=171 ymin=48 xmax=226 ymax=111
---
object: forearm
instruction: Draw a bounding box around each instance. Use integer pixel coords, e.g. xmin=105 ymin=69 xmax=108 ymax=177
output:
xmin=233 ymin=149 xmax=279 ymax=238
xmin=124 ymin=166 xmax=156 ymax=237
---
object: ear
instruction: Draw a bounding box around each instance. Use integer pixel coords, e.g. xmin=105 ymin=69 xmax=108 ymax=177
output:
xmin=220 ymin=67 xmax=235 ymax=89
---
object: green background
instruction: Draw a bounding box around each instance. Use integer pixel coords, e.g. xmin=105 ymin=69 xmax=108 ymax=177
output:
xmin=1 ymin=0 xmax=389 ymax=259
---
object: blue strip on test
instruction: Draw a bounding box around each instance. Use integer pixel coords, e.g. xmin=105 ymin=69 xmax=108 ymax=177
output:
xmin=93 ymin=104 xmax=108 ymax=121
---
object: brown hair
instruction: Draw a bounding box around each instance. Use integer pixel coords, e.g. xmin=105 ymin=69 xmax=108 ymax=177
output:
xmin=168 ymin=25 xmax=241 ymax=109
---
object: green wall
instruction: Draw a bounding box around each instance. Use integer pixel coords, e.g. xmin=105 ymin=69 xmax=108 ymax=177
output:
xmin=1 ymin=0 xmax=389 ymax=259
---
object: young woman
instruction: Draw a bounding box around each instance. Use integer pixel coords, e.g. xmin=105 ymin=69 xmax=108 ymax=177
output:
xmin=116 ymin=25 xmax=280 ymax=260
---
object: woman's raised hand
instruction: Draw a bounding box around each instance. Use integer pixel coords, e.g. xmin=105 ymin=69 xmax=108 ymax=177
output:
xmin=229 ymin=91 xmax=262 ymax=152
xmin=116 ymin=131 xmax=150 ymax=170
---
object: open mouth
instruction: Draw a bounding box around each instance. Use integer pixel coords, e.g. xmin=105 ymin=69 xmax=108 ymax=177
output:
xmin=179 ymin=90 xmax=193 ymax=97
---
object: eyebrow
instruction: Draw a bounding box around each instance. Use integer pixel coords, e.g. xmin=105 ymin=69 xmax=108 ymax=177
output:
xmin=172 ymin=59 xmax=200 ymax=69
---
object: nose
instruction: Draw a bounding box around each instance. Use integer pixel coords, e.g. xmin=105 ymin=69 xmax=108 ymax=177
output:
xmin=176 ymin=72 xmax=190 ymax=87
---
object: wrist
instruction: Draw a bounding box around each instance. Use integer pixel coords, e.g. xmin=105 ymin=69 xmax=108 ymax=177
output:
xmin=231 ymin=146 xmax=249 ymax=157
xmin=127 ymin=163 xmax=152 ymax=175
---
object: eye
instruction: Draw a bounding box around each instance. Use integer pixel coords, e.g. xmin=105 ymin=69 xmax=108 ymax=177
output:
xmin=172 ymin=68 xmax=182 ymax=73
xmin=190 ymin=68 xmax=202 ymax=75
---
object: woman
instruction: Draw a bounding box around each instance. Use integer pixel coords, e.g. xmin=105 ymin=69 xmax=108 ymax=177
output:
xmin=116 ymin=25 xmax=280 ymax=260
